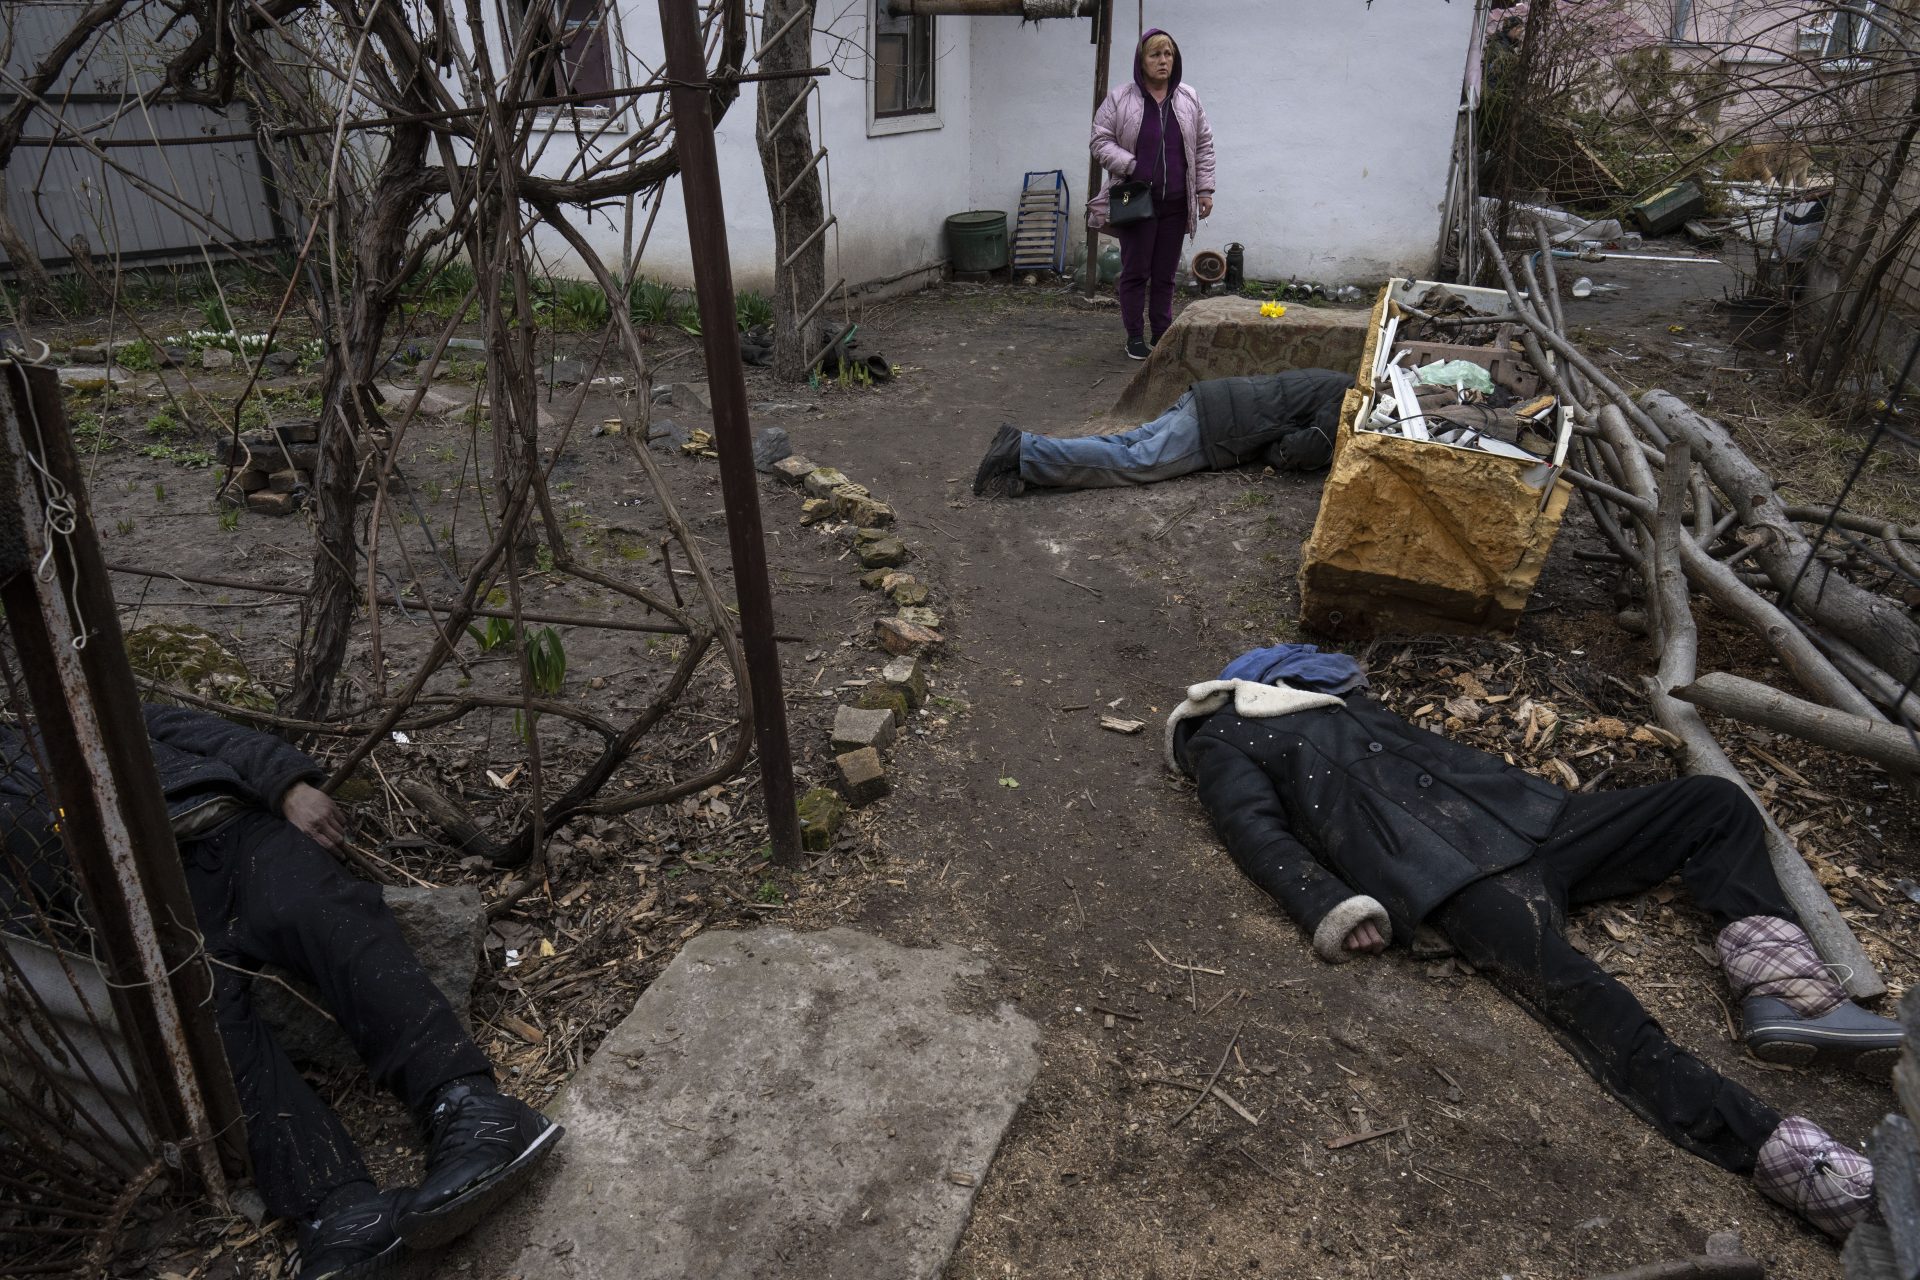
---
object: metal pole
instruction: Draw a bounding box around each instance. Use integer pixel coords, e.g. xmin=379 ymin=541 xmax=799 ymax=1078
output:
xmin=0 ymin=363 xmax=247 ymax=1193
xmin=1083 ymin=0 xmax=1114 ymax=297
xmin=657 ymin=0 xmax=804 ymax=867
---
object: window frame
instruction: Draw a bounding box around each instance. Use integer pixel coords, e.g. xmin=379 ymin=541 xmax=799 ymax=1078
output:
xmin=867 ymin=2 xmax=941 ymax=137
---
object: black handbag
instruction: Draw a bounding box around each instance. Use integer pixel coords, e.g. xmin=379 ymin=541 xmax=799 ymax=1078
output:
xmin=1107 ymin=180 xmax=1153 ymax=227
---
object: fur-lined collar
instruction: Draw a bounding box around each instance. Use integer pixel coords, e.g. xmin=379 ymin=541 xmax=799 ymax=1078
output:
xmin=1163 ymin=678 xmax=1344 ymax=772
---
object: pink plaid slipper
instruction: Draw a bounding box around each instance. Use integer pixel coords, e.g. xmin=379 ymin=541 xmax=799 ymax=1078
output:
xmin=1753 ymin=1115 xmax=1874 ymax=1239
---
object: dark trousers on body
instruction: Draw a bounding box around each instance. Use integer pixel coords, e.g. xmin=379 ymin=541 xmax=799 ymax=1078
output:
xmin=1432 ymin=776 xmax=1792 ymax=1174
xmin=1114 ymin=198 xmax=1187 ymax=341
xmin=183 ymin=812 xmax=492 ymax=1220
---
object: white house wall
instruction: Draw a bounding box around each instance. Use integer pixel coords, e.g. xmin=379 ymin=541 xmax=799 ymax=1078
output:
xmin=529 ymin=3 xmax=974 ymax=293
xmin=968 ymin=1 xmax=1475 ymax=285
xmin=531 ymin=1 xmax=1471 ymax=291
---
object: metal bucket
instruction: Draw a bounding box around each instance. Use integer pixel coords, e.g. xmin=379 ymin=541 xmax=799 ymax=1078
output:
xmin=945 ymin=210 xmax=1009 ymax=273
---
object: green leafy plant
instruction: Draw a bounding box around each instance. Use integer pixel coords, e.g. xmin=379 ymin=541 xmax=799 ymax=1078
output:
xmin=553 ymin=278 xmax=611 ymax=331
xmin=527 ymin=626 xmax=567 ymax=695
xmin=70 ymin=411 xmax=114 ymax=452
xmin=146 ymin=406 xmax=183 ymax=438
xmin=114 ymin=517 xmax=136 ymax=536
xmin=198 ymin=295 xmax=230 ymax=330
xmin=467 ymin=615 xmax=517 ymax=652
xmin=142 ymin=443 xmax=215 ymax=467
xmin=115 ymin=340 xmax=158 ymax=371
xmin=735 ymin=290 xmax=774 ymax=333
xmin=754 ymin=879 xmax=784 ymax=905
xmin=218 ymin=507 xmax=241 ymax=533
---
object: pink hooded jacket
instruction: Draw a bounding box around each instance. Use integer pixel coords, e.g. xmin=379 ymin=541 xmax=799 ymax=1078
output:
xmin=1087 ymin=29 xmax=1216 ymax=237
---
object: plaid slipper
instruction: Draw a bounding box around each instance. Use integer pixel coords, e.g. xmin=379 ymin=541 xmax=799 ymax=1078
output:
xmin=1754 ymin=1115 xmax=1874 ymax=1239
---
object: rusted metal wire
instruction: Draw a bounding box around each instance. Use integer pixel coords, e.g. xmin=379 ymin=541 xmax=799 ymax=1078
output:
xmin=0 ymin=363 xmax=245 ymax=1276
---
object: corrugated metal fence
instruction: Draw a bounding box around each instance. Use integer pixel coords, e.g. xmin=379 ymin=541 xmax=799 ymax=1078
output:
xmin=1 ymin=4 xmax=286 ymax=271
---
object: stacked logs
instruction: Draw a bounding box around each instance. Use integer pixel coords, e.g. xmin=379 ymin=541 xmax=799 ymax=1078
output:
xmin=1473 ymin=224 xmax=1920 ymax=1002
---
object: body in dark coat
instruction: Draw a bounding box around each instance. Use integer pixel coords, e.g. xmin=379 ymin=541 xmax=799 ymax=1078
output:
xmin=1174 ymin=694 xmax=1568 ymax=943
xmin=1188 ymin=367 xmax=1355 ymax=471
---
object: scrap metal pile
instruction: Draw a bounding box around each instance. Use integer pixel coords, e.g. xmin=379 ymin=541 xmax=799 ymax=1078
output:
xmin=1360 ymin=284 xmax=1566 ymax=465
xmin=1469 ymin=223 xmax=1920 ymax=1002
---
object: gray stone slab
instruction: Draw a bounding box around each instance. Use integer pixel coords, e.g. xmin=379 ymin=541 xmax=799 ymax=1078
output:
xmin=432 ymin=927 xmax=1038 ymax=1280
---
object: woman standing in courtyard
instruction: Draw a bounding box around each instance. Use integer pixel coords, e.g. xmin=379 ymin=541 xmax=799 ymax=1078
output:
xmin=1089 ymin=28 xmax=1216 ymax=361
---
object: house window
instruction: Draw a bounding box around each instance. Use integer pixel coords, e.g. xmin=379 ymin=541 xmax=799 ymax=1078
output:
xmin=514 ymin=0 xmax=613 ymax=101
xmin=1667 ymin=0 xmax=1693 ymax=42
xmin=1823 ymin=3 xmax=1881 ymax=60
xmin=558 ymin=0 xmax=613 ymax=97
xmin=873 ymin=9 xmax=935 ymax=118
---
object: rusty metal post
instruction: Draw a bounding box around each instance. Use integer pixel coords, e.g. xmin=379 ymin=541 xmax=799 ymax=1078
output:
xmin=0 ymin=362 xmax=246 ymax=1192
xmin=1082 ymin=0 xmax=1114 ymax=297
xmin=658 ymin=0 xmax=805 ymax=867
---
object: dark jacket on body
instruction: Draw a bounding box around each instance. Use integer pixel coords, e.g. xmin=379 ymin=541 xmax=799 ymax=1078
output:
xmin=1190 ymin=367 xmax=1354 ymax=471
xmin=1175 ymin=695 xmax=1569 ymax=942
xmin=0 ymin=705 xmax=323 ymax=841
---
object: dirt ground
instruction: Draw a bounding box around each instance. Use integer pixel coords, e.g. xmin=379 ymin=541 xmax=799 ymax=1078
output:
xmin=41 ymin=245 xmax=1920 ymax=1279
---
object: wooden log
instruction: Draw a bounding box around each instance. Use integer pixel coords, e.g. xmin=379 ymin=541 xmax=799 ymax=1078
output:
xmin=1642 ymin=390 xmax=1920 ymax=703
xmin=1597 ymin=410 xmax=1882 ymax=1000
xmin=1672 ymin=672 xmax=1920 ymax=773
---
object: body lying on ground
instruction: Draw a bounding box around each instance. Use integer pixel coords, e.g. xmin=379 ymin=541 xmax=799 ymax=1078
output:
xmin=973 ymin=366 xmax=1354 ymax=496
xmin=1167 ymin=643 xmax=1901 ymax=1242
xmin=0 ymin=705 xmax=565 ymax=1280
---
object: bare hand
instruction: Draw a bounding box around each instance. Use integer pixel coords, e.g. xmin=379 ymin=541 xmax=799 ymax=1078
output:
xmin=282 ymin=782 xmax=346 ymax=850
xmin=1344 ymin=921 xmax=1386 ymax=955
xmin=1198 ymin=195 xmax=1214 ymax=219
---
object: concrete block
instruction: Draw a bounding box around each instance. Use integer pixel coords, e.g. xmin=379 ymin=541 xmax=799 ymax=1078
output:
xmin=245 ymin=490 xmax=299 ymax=515
xmin=897 ymin=605 xmax=942 ymax=629
xmin=837 ymin=747 xmax=889 ymax=806
xmin=266 ymin=468 xmax=304 ymax=494
xmin=772 ymin=455 xmax=814 ymax=485
xmin=234 ymin=468 xmax=271 ymax=493
xmin=831 ymin=704 xmax=896 ymax=754
xmin=797 ymin=786 xmax=846 ymax=852
xmin=858 ymin=568 xmax=892 ymax=590
xmin=890 ymin=580 xmax=929 ymax=606
xmin=856 ymin=537 xmax=908 ymax=569
xmin=875 ymin=616 xmax=942 ymax=656
xmin=857 ymin=683 xmax=910 ymax=727
xmin=433 ymin=928 xmax=1039 ymax=1278
xmin=881 ymin=655 xmax=927 ymax=709
xmin=799 ymin=498 xmax=835 ymax=525
xmin=803 ymin=466 xmax=850 ymax=499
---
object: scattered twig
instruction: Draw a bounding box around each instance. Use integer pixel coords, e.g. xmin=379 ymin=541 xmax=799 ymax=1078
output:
xmin=1169 ymin=1021 xmax=1243 ymax=1129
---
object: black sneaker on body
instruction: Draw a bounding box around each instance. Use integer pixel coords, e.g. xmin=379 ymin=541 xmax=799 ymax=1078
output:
xmin=1125 ymin=336 xmax=1150 ymax=360
xmin=396 ymin=1085 xmax=564 ymax=1250
xmin=296 ymin=1188 xmax=409 ymax=1280
xmin=972 ymin=423 xmax=1025 ymax=498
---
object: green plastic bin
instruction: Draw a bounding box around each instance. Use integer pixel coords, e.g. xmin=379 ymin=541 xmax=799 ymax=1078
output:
xmin=946 ymin=210 xmax=1009 ymax=273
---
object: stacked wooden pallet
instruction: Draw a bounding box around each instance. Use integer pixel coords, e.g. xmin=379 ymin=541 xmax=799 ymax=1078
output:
xmin=1844 ymin=989 xmax=1919 ymax=1278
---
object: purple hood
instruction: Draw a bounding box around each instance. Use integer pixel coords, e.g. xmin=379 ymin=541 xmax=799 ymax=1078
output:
xmin=1133 ymin=28 xmax=1182 ymax=97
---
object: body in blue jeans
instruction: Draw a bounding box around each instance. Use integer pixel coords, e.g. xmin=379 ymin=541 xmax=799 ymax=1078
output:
xmin=1018 ymin=391 xmax=1204 ymax=489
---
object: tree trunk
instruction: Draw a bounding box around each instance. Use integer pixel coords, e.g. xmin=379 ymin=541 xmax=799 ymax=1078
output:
xmin=1641 ymin=390 xmax=1920 ymax=697
xmin=286 ymin=125 xmax=430 ymax=721
xmin=754 ymin=0 xmax=827 ymax=383
xmin=0 ymin=176 xmax=55 ymax=320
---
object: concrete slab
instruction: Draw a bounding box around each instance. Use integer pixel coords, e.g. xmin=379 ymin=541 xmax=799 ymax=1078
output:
xmin=1106 ymin=295 xmax=1371 ymax=425
xmin=429 ymin=927 xmax=1039 ymax=1280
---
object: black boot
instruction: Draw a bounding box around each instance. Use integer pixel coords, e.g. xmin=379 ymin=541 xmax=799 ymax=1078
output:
xmin=296 ymin=1187 xmax=409 ymax=1280
xmin=397 ymin=1084 xmax=564 ymax=1250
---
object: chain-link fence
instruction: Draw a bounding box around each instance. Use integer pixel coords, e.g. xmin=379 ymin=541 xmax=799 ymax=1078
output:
xmin=0 ymin=361 xmax=243 ymax=1277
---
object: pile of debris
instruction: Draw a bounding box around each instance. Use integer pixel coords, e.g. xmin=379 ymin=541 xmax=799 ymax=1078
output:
xmin=1362 ymin=284 xmax=1564 ymax=464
